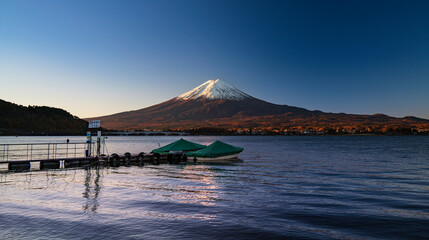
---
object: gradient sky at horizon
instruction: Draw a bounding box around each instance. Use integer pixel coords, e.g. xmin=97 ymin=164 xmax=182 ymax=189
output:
xmin=1 ymin=0 xmax=428 ymax=119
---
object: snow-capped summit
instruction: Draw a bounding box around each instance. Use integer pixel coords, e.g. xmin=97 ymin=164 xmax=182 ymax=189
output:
xmin=176 ymin=79 xmax=253 ymax=101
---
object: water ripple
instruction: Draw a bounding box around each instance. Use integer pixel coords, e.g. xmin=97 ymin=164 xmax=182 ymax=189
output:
xmin=0 ymin=135 xmax=428 ymax=239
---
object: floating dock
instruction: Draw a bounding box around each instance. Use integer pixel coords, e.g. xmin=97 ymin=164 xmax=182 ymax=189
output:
xmin=0 ymin=141 xmax=188 ymax=172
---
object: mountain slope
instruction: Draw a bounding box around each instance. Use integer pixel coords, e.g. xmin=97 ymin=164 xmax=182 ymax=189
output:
xmin=89 ymin=79 xmax=429 ymax=131
xmin=0 ymin=99 xmax=88 ymax=135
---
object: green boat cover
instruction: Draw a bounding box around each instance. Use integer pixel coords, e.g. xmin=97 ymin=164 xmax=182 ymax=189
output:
xmin=152 ymin=138 xmax=206 ymax=154
xmin=186 ymin=140 xmax=244 ymax=158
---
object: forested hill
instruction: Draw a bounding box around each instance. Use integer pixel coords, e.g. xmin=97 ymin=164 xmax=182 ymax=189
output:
xmin=0 ymin=99 xmax=87 ymax=135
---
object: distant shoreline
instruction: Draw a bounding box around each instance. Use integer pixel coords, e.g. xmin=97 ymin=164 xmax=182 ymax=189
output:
xmin=1 ymin=133 xmax=428 ymax=137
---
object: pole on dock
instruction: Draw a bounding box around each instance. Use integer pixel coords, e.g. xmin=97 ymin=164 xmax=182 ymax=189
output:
xmin=88 ymin=120 xmax=101 ymax=158
xmin=96 ymin=131 xmax=101 ymax=157
xmin=86 ymin=131 xmax=91 ymax=157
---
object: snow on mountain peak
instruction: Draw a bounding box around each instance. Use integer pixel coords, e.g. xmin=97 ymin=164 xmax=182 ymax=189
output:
xmin=176 ymin=79 xmax=253 ymax=101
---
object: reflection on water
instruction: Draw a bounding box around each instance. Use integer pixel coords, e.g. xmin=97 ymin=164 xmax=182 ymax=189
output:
xmin=83 ymin=167 xmax=102 ymax=213
xmin=0 ymin=136 xmax=428 ymax=240
xmin=178 ymin=165 xmax=220 ymax=207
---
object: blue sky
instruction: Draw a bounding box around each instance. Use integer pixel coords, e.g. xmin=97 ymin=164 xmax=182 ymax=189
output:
xmin=1 ymin=0 xmax=428 ymax=119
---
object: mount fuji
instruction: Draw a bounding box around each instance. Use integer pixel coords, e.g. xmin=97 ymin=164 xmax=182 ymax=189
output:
xmin=89 ymin=79 xmax=429 ymax=131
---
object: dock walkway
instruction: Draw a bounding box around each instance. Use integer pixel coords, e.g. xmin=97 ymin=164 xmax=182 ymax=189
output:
xmin=0 ymin=141 xmax=187 ymax=171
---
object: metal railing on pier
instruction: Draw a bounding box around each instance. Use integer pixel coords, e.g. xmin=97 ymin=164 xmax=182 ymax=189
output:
xmin=0 ymin=142 xmax=95 ymax=162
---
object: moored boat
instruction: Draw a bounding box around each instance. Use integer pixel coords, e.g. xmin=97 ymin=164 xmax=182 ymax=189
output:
xmin=186 ymin=140 xmax=244 ymax=162
xmin=151 ymin=138 xmax=206 ymax=154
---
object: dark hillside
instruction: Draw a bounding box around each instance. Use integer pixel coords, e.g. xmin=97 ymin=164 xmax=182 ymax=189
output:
xmin=0 ymin=99 xmax=87 ymax=135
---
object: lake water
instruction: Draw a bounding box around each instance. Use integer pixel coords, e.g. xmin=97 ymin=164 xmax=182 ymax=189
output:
xmin=0 ymin=135 xmax=428 ymax=239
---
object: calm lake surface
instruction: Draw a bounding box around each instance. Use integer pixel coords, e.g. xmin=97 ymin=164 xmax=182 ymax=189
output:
xmin=0 ymin=136 xmax=428 ymax=239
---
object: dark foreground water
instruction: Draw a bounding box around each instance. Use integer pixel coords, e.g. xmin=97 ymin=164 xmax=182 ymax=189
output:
xmin=0 ymin=136 xmax=428 ymax=240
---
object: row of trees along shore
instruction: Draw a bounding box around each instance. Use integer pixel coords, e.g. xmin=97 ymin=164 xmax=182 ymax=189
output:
xmin=171 ymin=126 xmax=429 ymax=135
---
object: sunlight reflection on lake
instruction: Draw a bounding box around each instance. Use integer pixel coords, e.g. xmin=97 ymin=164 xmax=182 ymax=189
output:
xmin=0 ymin=135 xmax=428 ymax=239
